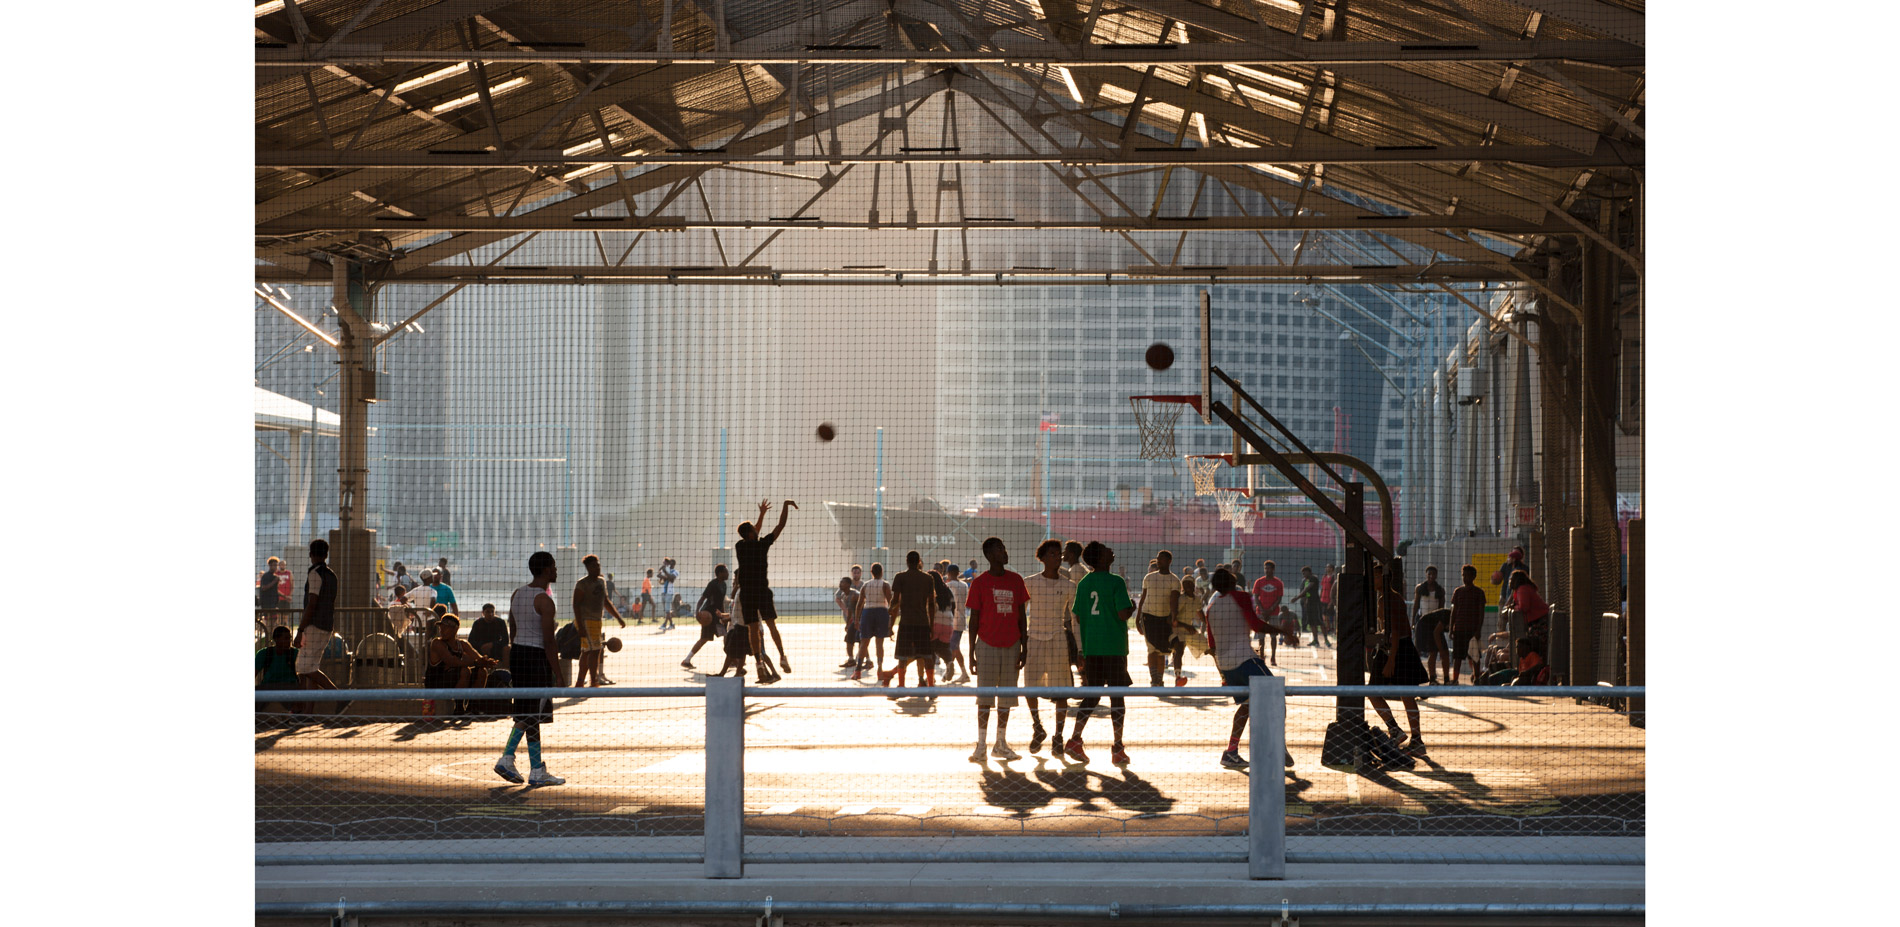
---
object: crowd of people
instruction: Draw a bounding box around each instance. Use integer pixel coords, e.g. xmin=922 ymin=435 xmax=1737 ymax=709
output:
xmin=258 ymin=512 xmax=1563 ymax=786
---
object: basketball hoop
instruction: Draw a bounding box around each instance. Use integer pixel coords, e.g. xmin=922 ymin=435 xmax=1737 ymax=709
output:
xmin=1129 ymin=395 xmax=1202 ymax=461
xmin=1185 ymin=454 xmax=1231 ymax=496
xmin=1215 ymin=487 xmax=1249 ymax=521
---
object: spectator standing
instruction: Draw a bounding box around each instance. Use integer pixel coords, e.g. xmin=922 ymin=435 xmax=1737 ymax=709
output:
xmin=1412 ymin=566 xmax=1448 ymax=684
xmin=275 ymin=559 xmax=294 ymax=606
xmin=938 ymin=561 xmax=972 ymax=683
xmin=885 ymin=552 xmax=940 ymax=689
xmin=659 ymin=559 xmax=678 ymax=613
xmin=1250 ymin=560 xmax=1287 ymax=664
xmin=966 ymin=537 xmax=1029 ymax=761
xmin=258 ymin=557 xmax=283 ymax=610
xmin=294 ymin=539 xmax=344 ymax=708
xmin=853 ymin=563 xmax=892 ymax=680
xmin=435 ymin=557 xmax=452 ymax=586
xmin=639 ymin=570 xmax=656 ymax=625
xmin=1448 ymin=565 xmax=1487 ymax=683
xmin=430 ymin=570 xmax=458 ymax=616
xmin=1022 ymin=540 xmax=1078 ymax=756
xmin=835 ymin=576 xmax=862 ymax=669
xmin=408 ymin=570 xmax=438 ymax=618
xmin=1068 ymin=541 xmax=1135 ymax=766
xmin=1295 ymin=567 xmax=1327 ymax=647
xmin=494 ymin=551 xmax=565 ymax=786
xmin=392 ymin=561 xmax=413 ymax=591
xmin=1062 ymin=541 xmax=1089 ymax=583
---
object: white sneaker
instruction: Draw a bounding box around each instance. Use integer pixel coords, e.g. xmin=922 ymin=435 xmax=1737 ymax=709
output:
xmin=528 ymin=765 xmax=566 ymax=786
xmin=990 ymin=743 xmax=1022 ymax=761
xmin=969 ymin=743 xmax=988 ymax=762
xmin=493 ymin=755 xmax=523 ymax=783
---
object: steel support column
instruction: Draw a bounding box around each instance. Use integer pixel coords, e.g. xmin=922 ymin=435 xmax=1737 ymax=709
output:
xmin=331 ymin=257 xmax=378 ymax=615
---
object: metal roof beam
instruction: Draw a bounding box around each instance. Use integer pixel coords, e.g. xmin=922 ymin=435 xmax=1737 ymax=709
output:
xmin=254 ymin=140 xmax=1637 ymax=169
xmin=1493 ymin=1 xmax=1644 ymax=47
xmin=254 ymin=39 xmax=1644 ymax=69
xmin=254 ymin=262 xmax=1534 ymax=285
xmin=258 ymin=214 xmax=1570 ymax=234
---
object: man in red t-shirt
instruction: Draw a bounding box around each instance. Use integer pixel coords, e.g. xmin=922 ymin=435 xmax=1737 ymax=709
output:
xmin=1250 ymin=560 xmax=1288 ymax=665
xmin=966 ymin=536 xmax=1030 ymax=762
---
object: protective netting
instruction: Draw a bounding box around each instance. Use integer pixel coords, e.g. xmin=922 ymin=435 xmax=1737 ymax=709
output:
xmin=255 ymin=688 xmax=1644 ymax=859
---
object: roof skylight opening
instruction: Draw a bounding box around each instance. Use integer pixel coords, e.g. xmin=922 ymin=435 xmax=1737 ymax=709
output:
xmin=562 ymin=133 xmax=631 ymax=156
xmin=1193 ymin=111 xmax=1209 ymax=145
xmin=394 ymin=63 xmax=470 ymax=95
xmin=1228 ymin=65 xmax=1308 ymax=96
xmin=562 ymin=150 xmax=646 ymax=181
xmin=255 ymin=1 xmax=285 ymax=17
xmin=1229 ymin=79 xmax=1304 ymax=114
xmin=1258 ymin=0 xmax=1304 ymax=14
xmin=1058 ymin=66 xmax=1084 ymax=104
xmin=1171 ymin=22 xmax=1189 ymax=44
xmin=429 ymin=77 xmax=531 ymax=114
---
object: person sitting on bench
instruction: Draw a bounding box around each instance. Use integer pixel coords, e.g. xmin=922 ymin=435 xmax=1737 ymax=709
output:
xmin=426 ymin=615 xmax=500 ymax=715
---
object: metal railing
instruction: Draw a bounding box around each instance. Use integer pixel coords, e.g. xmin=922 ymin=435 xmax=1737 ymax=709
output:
xmin=255 ymin=681 xmax=1645 ymax=879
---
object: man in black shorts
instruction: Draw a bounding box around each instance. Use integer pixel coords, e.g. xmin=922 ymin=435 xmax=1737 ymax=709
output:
xmin=734 ymin=499 xmax=796 ymax=684
xmin=1068 ymin=541 xmax=1136 ymax=766
xmin=887 ymin=551 xmax=940 ymax=689
xmin=1368 ymin=573 xmax=1428 ymax=758
xmin=1135 ymin=550 xmax=1182 ymax=688
xmin=495 ymin=551 xmax=564 ymax=786
xmin=681 ymin=564 xmax=731 ymax=671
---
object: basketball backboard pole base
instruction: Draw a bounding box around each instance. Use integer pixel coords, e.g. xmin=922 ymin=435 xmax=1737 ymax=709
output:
xmin=1321 ymin=483 xmax=1370 ymax=771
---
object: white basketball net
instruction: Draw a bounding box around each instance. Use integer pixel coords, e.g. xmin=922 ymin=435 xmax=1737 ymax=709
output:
xmin=1187 ymin=455 xmax=1225 ymax=496
xmin=1216 ymin=491 xmax=1257 ymax=531
xmin=1131 ymin=397 xmax=1188 ymax=460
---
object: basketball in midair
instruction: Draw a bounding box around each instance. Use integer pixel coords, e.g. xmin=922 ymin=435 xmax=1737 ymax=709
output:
xmin=1145 ymin=343 xmax=1175 ymax=370
xmin=606 ymin=637 xmax=623 ymax=653
xmin=816 ymin=422 xmax=837 ymax=442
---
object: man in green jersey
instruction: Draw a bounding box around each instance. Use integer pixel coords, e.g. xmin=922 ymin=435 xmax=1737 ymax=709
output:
xmin=1067 ymin=541 xmax=1135 ymax=766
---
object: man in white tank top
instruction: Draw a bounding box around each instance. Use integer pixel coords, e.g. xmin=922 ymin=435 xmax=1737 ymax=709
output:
xmin=495 ymin=551 xmax=565 ymax=786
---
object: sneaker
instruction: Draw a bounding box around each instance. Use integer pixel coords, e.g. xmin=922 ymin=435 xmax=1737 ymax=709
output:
xmin=598 ymin=677 xmax=617 ymax=686
xmin=1050 ymin=739 xmax=1066 ymax=761
xmin=839 ymin=659 xmax=858 ymax=668
xmin=1174 ymin=676 xmax=1188 ymax=687
xmin=1220 ymin=750 xmax=1249 ymax=769
xmin=755 ymin=668 xmax=780 ymax=685
xmin=969 ymin=743 xmax=988 ymax=763
xmin=528 ymin=766 xmax=566 ymax=786
xmin=494 ymin=755 xmax=524 ymax=784
xmin=850 ymin=669 xmax=863 ymax=681
xmin=681 ymin=660 xmax=695 ymax=670
xmin=1063 ymin=738 xmax=1088 ymax=763
xmin=779 ymin=657 xmax=792 ymax=673
xmin=991 ymin=742 xmax=1022 ymax=760
xmin=877 ymin=669 xmax=895 ymax=687
xmin=1028 ymin=727 xmax=1048 ymax=753
xmin=1405 ymin=739 xmax=1429 ymax=758
xmin=1111 ymin=746 xmax=1131 ymax=766
xmin=1385 ymin=729 xmax=1409 ymax=749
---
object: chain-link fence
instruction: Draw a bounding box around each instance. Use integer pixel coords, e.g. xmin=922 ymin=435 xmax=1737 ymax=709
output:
xmin=257 ymin=682 xmax=1643 ymax=872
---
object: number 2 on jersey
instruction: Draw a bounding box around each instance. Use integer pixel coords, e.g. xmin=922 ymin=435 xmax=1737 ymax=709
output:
xmin=1090 ymin=590 xmax=1100 ymax=615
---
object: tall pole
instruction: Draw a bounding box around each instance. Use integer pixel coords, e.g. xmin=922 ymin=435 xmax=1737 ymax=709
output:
xmin=874 ymin=425 xmax=885 ymax=552
xmin=1043 ymin=425 xmax=1053 ymax=537
xmin=717 ymin=426 xmax=728 ymax=547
